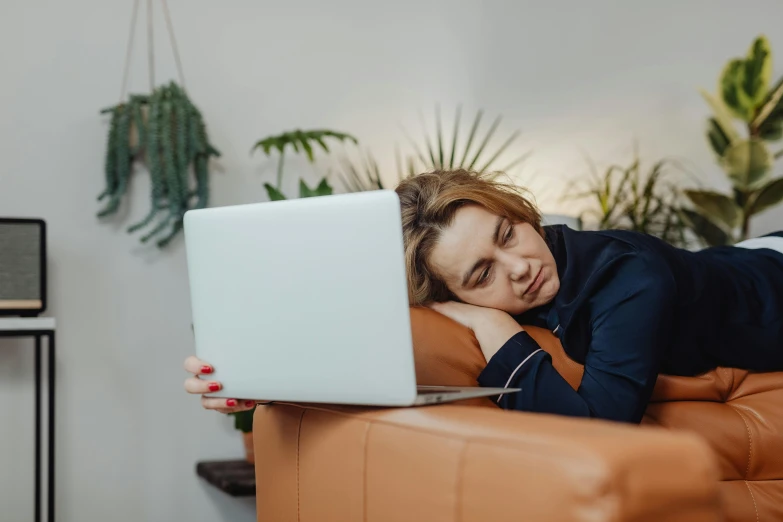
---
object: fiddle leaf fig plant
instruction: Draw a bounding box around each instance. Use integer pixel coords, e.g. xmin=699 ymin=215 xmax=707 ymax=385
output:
xmin=687 ymin=35 xmax=783 ymax=246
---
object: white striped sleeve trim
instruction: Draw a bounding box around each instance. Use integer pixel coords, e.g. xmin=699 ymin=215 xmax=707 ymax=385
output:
xmin=496 ymin=348 xmax=543 ymax=403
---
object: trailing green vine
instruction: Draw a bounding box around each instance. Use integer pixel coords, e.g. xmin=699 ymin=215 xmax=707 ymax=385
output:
xmin=98 ymin=81 xmax=220 ymax=248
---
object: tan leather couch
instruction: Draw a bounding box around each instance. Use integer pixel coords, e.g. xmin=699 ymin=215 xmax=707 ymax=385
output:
xmin=253 ymin=308 xmax=783 ymax=521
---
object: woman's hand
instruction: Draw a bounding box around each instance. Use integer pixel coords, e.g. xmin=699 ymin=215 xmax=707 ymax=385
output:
xmin=183 ymin=356 xmax=256 ymax=413
xmin=428 ymin=301 xmax=524 ymax=362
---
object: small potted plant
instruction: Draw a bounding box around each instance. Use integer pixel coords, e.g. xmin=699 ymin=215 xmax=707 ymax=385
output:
xmin=231 ymin=407 xmax=256 ymax=463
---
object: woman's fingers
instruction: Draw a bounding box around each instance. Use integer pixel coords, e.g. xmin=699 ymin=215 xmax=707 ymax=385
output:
xmin=184 ymin=376 xmax=222 ymax=394
xmin=185 ymin=356 xmax=257 ymax=413
xmin=201 ymin=396 xmax=256 ymax=412
xmin=184 ymin=355 xmax=214 ymax=376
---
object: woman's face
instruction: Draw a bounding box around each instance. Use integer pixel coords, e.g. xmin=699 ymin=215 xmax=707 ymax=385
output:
xmin=429 ymin=204 xmax=560 ymax=315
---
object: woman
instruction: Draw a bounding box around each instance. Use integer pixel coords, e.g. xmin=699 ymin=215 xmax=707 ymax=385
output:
xmin=184 ymin=169 xmax=783 ymax=423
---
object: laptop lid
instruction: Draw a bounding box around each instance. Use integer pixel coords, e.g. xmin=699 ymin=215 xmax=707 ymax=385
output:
xmin=183 ymin=190 xmax=418 ymax=406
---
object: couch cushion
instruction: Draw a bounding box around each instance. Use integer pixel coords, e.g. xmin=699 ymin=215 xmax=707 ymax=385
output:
xmin=644 ymin=370 xmax=783 ymax=522
xmin=409 ymin=306 xmax=783 ymax=522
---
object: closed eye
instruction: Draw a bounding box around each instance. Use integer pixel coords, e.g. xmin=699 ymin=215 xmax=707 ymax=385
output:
xmin=476 ymin=265 xmax=492 ymax=286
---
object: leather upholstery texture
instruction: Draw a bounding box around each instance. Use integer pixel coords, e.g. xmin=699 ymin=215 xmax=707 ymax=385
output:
xmin=253 ymin=402 xmax=719 ymax=522
xmin=252 ymin=307 xmax=781 ymax=521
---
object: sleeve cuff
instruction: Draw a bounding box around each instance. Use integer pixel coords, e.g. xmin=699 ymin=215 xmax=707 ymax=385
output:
xmin=478 ymin=330 xmax=542 ymax=388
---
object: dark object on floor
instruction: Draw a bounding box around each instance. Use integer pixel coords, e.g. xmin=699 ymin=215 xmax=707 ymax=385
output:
xmin=196 ymin=459 xmax=255 ymax=497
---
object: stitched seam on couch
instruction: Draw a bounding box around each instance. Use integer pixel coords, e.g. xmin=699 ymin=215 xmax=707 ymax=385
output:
xmin=269 ymin=403 xmax=697 ymax=451
xmin=362 ymin=422 xmax=371 ymax=522
xmin=744 ymin=481 xmax=760 ymax=522
xmin=731 ymin=407 xmax=754 ymax=478
xmin=722 ymin=479 xmax=783 ymax=483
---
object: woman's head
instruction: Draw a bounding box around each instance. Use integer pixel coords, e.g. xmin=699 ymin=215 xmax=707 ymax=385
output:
xmin=396 ymin=169 xmax=559 ymax=315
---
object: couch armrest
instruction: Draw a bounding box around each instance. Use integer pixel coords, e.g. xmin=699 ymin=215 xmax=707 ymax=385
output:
xmin=253 ymin=403 xmax=720 ymax=522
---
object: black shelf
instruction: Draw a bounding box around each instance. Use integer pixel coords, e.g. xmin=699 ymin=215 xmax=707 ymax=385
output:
xmin=196 ymin=459 xmax=256 ymax=497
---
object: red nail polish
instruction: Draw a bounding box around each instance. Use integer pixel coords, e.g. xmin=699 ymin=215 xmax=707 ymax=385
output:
xmin=226 ymin=399 xmax=237 ymax=407
xmin=208 ymin=383 xmax=220 ymax=392
xmin=245 ymin=400 xmax=255 ymax=407
xmin=201 ymin=365 xmax=213 ymax=374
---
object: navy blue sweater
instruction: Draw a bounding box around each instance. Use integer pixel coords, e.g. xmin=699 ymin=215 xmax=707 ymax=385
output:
xmin=477 ymin=226 xmax=783 ymax=423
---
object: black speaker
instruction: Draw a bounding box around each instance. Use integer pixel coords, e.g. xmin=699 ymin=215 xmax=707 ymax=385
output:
xmin=0 ymin=218 xmax=47 ymax=316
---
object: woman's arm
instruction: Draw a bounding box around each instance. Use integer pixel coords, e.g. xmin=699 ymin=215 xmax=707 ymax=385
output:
xmin=436 ymin=254 xmax=676 ymax=423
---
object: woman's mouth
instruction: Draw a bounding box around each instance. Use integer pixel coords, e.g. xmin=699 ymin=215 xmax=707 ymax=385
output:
xmin=524 ymin=268 xmax=544 ymax=296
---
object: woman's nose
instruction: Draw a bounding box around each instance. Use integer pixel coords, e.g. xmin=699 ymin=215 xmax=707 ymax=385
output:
xmin=501 ymin=253 xmax=530 ymax=281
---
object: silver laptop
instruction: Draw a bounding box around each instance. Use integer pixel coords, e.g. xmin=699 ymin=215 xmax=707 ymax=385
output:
xmin=182 ymin=189 xmax=518 ymax=407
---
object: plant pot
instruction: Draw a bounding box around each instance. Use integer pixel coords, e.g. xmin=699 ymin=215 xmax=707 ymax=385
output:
xmin=242 ymin=431 xmax=255 ymax=464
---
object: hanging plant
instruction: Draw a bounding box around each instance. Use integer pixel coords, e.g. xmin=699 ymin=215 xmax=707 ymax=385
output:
xmin=97 ymin=0 xmax=220 ymax=248
xmin=98 ymin=82 xmax=220 ymax=247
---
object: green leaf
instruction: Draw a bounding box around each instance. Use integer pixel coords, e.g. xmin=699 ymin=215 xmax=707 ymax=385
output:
xmin=448 ymin=104 xmax=461 ymax=168
xmin=758 ymin=117 xmax=783 ymax=141
xmin=313 ymin=136 xmax=330 ymax=153
xmin=459 ymin=109 xmax=483 ymax=167
xmin=683 ymin=189 xmax=740 ymax=230
xmin=402 ymin=106 xmax=525 ymax=175
xmin=435 ymin=104 xmax=444 ymax=168
xmin=706 ymin=118 xmax=731 ymax=156
xmin=230 ymin=408 xmax=255 ymax=433
xmin=264 ymin=183 xmax=287 ymax=201
xmin=252 ymin=129 xmax=357 ymax=158
xmin=467 ymin=114 xmax=501 ymax=171
xmin=477 ymin=130 xmax=522 ymax=173
xmin=700 ymin=89 xmax=740 ymax=144
xmin=750 ymin=177 xmax=783 ymax=216
xmin=288 ymin=134 xmax=301 ymax=154
xmin=741 ymin=35 xmax=772 ymax=108
xmin=721 ymin=59 xmax=753 ymax=121
xmin=721 ymin=139 xmax=771 ymax=190
xmin=752 ymin=76 xmax=783 ymax=134
xmin=315 ymin=178 xmax=333 ymax=196
xmin=296 ymin=132 xmax=315 ymax=162
xmin=680 ymin=208 xmax=731 ymax=247
xmin=253 ymin=129 xmax=357 ymax=189
xmin=299 ymin=177 xmax=333 ymax=198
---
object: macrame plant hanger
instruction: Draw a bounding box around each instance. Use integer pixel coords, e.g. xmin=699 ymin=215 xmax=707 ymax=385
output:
xmin=97 ymin=0 xmax=220 ymax=249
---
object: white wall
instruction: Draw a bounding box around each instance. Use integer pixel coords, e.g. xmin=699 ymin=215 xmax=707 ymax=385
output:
xmin=0 ymin=1 xmax=781 ymax=521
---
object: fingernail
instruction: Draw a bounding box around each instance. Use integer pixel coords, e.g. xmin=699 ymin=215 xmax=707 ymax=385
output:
xmin=201 ymin=365 xmax=213 ymax=374
xmin=208 ymin=382 xmax=220 ymax=392
xmin=245 ymin=400 xmax=255 ymax=407
xmin=226 ymin=399 xmax=237 ymax=407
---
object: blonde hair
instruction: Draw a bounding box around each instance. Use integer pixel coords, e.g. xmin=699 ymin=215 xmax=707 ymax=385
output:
xmin=395 ymin=169 xmax=543 ymax=305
